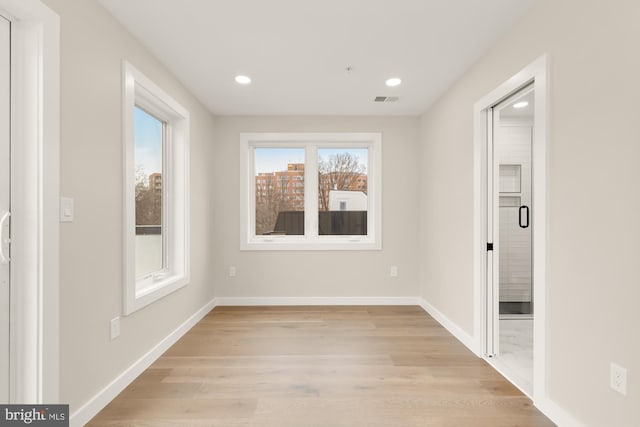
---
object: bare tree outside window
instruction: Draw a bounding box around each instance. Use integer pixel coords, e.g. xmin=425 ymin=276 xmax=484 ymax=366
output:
xmin=253 ymin=147 xmax=368 ymax=237
xmin=134 ymin=106 xmax=164 ymax=276
xmin=318 ymin=148 xmax=368 ymax=235
xmin=254 ymin=148 xmax=305 ymax=235
xmin=318 ymin=151 xmax=368 ymax=212
xmin=135 ymin=166 xmax=162 ymax=226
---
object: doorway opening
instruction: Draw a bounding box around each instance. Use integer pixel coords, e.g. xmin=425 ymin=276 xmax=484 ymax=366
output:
xmin=473 ymin=55 xmax=547 ymax=401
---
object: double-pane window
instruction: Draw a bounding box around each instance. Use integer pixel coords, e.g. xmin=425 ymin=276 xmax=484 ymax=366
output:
xmin=241 ymin=133 xmax=381 ymax=250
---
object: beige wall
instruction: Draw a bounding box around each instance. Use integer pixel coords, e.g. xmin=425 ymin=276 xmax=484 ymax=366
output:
xmin=42 ymin=0 xmax=216 ymax=412
xmin=213 ymin=116 xmax=420 ymax=299
xmin=34 ymin=0 xmax=640 ymax=424
xmin=419 ymin=0 xmax=640 ymax=425
xmin=40 ymin=0 xmax=420 ymax=414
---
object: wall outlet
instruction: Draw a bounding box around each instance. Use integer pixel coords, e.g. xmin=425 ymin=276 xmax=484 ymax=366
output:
xmin=610 ymin=362 xmax=627 ymax=395
xmin=110 ymin=317 xmax=120 ymax=341
xmin=229 ymin=266 xmax=237 ymax=277
xmin=390 ymin=265 xmax=398 ymax=277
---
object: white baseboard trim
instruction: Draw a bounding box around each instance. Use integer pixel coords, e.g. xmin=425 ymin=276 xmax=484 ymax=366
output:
xmin=415 ymin=300 xmax=583 ymax=426
xmin=417 ymin=298 xmax=479 ymax=356
xmin=535 ymin=397 xmax=586 ymax=427
xmin=487 ymin=356 xmax=533 ymax=399
xmin=69 ymin=294 xmax=581 ymax=427
xmin=214 ymin=296 xmax=421 ymax=306
xmin=69 ymin=297 xmax=217 ymax=427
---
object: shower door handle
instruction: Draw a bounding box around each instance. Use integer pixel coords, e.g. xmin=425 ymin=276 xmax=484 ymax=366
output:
xmin=518 ymin=205 xmax=529 ymax=229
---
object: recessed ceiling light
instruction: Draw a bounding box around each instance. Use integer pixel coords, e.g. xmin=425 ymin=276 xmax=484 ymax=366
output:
xmin=513 ymin=101 xmax=529 ymax=109
xmin=385 ymin=77 xmax=402 ymax=87
xmin=235 ymin=75 xmax=251 ymax=85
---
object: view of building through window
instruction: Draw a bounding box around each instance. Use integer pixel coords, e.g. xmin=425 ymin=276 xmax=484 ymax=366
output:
xmin=254 ymin=147 xmax=368 ymax=236
xmin=134 ymin=106 xmax=164 ymax=276
xmin=255 ymin=148 xmax=305 ymax=236
xmin=318 ymin=148 xmax=368 ymax=235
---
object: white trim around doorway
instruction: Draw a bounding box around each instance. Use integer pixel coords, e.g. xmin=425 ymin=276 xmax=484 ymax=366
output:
xmin=0 ymin=0 xmax=60 ymax=403
xmin=473 ymin=55 xmax=548 ymax=404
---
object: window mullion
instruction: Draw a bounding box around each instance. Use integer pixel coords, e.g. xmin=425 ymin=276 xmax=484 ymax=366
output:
xmin=305 ymin=144 xmax=318 ymax=239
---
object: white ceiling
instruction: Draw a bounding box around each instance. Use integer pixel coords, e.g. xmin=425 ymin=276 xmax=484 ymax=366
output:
xmin=98 ymin=0 xmax=534 ymax=116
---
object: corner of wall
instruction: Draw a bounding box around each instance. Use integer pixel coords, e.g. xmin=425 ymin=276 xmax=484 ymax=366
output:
xmin=417 ymin=298 xmax=479 ymax=356
xmin=69 ymin=297 xmax=217 ymax=427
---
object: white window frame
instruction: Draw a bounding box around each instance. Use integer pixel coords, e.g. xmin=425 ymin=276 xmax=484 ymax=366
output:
xmin=122 ymin=61 xmax=190 ymax=315
xmin=240 ymin=132 xmax=381 ymax=251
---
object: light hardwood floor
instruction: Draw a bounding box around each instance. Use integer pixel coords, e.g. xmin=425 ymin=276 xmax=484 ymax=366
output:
xmin=88 ymin=306 xmax=555 ymax=426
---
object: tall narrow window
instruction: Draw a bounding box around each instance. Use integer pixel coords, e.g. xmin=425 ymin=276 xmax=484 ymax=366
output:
xmin=134 ymin=107 xmax=164 ymax=277
xmin=123 ymin=62 xmax=190 ymax=315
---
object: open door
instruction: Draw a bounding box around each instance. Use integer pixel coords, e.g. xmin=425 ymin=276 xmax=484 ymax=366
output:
xmin=486 ymin=83 xmax=535 ymax=393
xmin=475 ymin=55 xmax=547 ymax=402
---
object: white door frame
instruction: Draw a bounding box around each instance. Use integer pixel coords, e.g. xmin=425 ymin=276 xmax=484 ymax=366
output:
xmin=0 ymin=0 xmax=59 ymax=403
xmin=0 ymin=13 xmax=10 ymax=404
xmin=473 ymin=55 xmax=548 ymax=402
xmin=486 ymin=83 xmax=535 ymax=360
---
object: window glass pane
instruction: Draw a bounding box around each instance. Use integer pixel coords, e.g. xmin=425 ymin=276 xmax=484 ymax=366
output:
xmin=318 ymin=148 xmax=368 ymax=235
xmin=134 ymin=106 xmax=164 ymax=276
xmin=255 ymin=148 xmax=305 ymax=236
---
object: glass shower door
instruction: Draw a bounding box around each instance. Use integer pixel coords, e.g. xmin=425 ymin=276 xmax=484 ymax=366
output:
xmin=493 ymin=86 xmax=534 ymax=318
xmin=498 ymin=162 xmax=532 ymax=316
xmin=487 ymin=81 xmax=536 ymax=396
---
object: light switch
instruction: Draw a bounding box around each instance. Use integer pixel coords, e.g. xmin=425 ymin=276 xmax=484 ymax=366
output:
xmin=60 ymin=197 xmax=74 ymax=222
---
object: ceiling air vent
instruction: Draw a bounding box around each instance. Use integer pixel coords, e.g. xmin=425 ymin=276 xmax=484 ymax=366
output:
xmin=374 ymin=96 xmax=399 ymax=103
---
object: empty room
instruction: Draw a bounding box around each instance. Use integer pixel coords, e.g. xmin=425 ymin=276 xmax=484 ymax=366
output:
xmin=0 ymin=0 xmax=638 ymax=426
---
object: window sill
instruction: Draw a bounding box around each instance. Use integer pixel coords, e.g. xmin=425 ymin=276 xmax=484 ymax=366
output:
xmin=241 ymin=236 xmax=381 ymax=251
xmin=124 ymin=273 xmax=188 ymax=315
